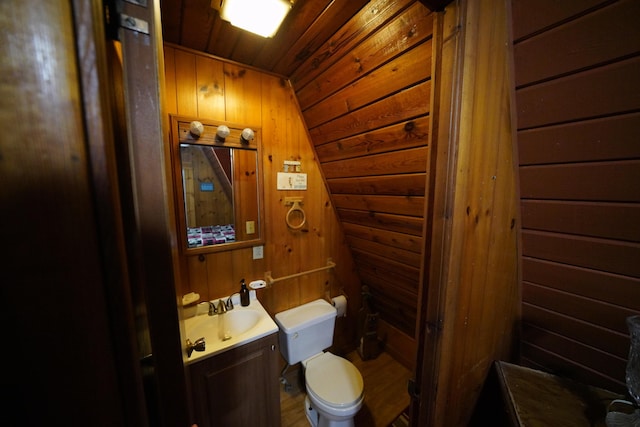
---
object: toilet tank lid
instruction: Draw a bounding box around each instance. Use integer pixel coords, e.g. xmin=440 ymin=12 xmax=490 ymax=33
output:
xmin=275 ymin=299 xmax=337 ymax=333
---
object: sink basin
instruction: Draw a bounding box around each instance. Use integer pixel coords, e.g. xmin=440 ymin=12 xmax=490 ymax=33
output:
xmin=183 ymin=292 xmax=278 ymax=364
xmin=188 ymin=309 xmax=261 ymax=340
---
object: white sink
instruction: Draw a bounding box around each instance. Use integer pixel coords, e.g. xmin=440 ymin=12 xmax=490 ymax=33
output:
xmin=183 ymin=292 xmax=278 ymax=364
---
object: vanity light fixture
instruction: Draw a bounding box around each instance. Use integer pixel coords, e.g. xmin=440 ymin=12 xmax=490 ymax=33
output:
xmin=218 ymin=0 xmax=292 ymax=38
xmin=241 ymin=128 xmax=255 ymax=143
xmin=189 ymin=121 xmax=204 ymax=137
xmin=216 ymin=125 xmax=230 ymax=140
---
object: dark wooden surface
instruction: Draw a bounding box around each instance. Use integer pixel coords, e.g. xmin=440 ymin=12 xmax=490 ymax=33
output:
xmin=189 ymin=333 xmax=281 ymax=427
xmin=496 ymin=362 xmax=622 ymax=427
xmin=513 ymin=0 xmax=640 ymax=393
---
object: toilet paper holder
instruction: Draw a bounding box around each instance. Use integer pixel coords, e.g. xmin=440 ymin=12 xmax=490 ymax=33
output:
xmin=331 ymin=295 xmax=348 ymax=317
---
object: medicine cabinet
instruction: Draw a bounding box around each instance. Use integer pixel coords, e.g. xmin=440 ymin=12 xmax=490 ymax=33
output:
xmin=170 ymin=115 xmax=264 ymax=254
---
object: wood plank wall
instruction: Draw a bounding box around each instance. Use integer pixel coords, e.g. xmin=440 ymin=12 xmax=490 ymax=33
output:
xmin=416 ymin=1 xmax=521 ymax=425
xmin=163 ymin=45 xmax=362 ymax=354
xmin=511 ymin=0 xmax=640 ymax=393
xmin=291 ymin=0 xmax=434 ymax=367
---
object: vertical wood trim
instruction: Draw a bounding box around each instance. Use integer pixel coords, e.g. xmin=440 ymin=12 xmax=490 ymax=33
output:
xmin=72 ymin=0 xmax=150 ymax=425
xmin=414 ymin=2 xmax=464 ymax=425
xmin=119 ymin=0 xmax=189 ymax=425
xmin=414 ymin=0 xmax=520 ymax=425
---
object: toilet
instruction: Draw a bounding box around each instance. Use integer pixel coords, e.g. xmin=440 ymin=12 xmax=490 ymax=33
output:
xmin=275 ymin=299 xmax=364 ymax=427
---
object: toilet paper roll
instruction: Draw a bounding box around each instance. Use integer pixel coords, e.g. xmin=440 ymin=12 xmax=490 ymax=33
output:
xmin=331 ymin=295 xmax=347 ymax=317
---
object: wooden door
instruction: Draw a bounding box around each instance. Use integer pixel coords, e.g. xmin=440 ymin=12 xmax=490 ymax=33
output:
xmin=1 ymin=0 xmax=146 ymax=425
xmin=411 ymin=0 xmax=520 ymax=425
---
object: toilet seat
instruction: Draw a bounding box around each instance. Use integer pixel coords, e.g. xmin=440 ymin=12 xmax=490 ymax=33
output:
xmin=304 ymin=352 xmax=364 ymax=409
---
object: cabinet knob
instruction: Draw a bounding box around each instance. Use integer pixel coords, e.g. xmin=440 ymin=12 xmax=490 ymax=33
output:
xmin=271 ymin=344 xmax=276 ymax=351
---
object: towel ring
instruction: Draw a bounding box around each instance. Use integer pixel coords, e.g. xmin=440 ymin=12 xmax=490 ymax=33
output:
xmin=285 ymin=201 xmax=306 ymax=230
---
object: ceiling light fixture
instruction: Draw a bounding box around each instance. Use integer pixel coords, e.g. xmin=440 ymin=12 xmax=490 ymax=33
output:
xmin=218 ymin=0 xmax=292 ymax=38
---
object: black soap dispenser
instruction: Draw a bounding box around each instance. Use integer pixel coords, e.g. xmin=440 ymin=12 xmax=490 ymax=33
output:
xmin=240 ymin=278 xmax=250 ymax=306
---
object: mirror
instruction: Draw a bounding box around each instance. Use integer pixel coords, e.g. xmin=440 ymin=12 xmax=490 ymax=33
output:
xmin=170 ymin=115 xmax=264 ymax=254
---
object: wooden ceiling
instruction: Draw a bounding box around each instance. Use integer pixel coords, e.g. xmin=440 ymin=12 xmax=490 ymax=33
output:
xmin=160 ymin=0 xmax=449 ymax=78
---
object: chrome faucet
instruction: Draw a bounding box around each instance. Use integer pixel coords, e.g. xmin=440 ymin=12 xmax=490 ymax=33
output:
xmin=186 ymin=337 xmax=206 ymax=357
xmin=207 ymin=297 xmax=234 ymax=316
xmin=217 ymin=298 xmax=228 ymax=314
xmin=217 ymin=298 xmax=232 ymax=341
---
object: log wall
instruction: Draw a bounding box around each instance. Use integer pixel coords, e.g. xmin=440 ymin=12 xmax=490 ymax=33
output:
xmin=512 ymin=0 xmax=640 ymax=393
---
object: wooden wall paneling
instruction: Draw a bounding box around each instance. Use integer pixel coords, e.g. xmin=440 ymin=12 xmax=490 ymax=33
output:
xmin=302 ymin=40 xmax=432 ymax=129
xmin=521 ymin=342 xmax=624 ymax=392
xmin=195 ymin=55 xmax=225 ymax=120
xmin=297 ymin=3 xmax=433 ymax=110
xmin=233 ymin=147 xmax=260 ymax=242
xmin=343 ymin=222 xmax=424 ymax=253
xmin=353 ymin=250 xmax=421 ymax=288
xmin=518 ymin=113 xmax=640 ymax=165
xmin=223 ymin=63 xmax=262 ymax=124
xmin=516 ymin=56 xmax=640 ymax=129
xmin=174 ymin=48 xmax=198 ymax=116
xmin=188 ymin=255 xmax=210 ymax=301
xmin=367 ymin=281 xmax=418 ymax=336
xmin=520 ymin=161 xmax=640 ymax=201
xmin=377 ymin=320 xmax=417 ymax=369
xmin=511 ymin=0 xmax=605 ymax=42
xmin=288 ymin=0 xmax=412 ymax=87
xmin=259 ymin=73 xmax=329 ymax=314
xmin=315 ymin=117 xmax=430 ymax=163
xmin=513 ymin=0 xmax=640 ymax=87
xmin=523 ymin=304 xmax=631 ymax=359
xmin=322 ymin=147 xmax=429 ymax=179
xmin=347 ymin=235 xmax=422 ymax=268
xmin=521 ymin=200 xmax=640 ymax=241
xmin=271 ymin=0 xmax=370 ymax=76
xmin=511 ymin=0 xmax=640 ymax=392
xmin=522 ymin=323 xmax=627 ymax=384
xmin=332 ymin=194 xmax=425 ymax=217
xmin=164 ymin=46 xmax=178 ymax=115
xmin=523 ymin=282 xmax=637 ymax=334
xmin=522 ymin=258 xmax=640 ymax=311
xmin=327 ymin=173 xmax=427 ymax=196
xmin=337 ymin=209 xmax=424 ymax=236
xmin=309 ymin=82 xmax=431 ymax=146
xmin=522 ymin=230 xmax=640 ymax=278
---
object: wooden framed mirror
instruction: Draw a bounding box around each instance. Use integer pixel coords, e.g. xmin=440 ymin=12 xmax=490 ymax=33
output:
xmin=170 ymin=115 xmax=264 ymax=254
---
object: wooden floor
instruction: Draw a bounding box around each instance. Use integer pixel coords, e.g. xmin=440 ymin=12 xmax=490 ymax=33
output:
xmin=280 ymin=351 xmax=412 ymax=427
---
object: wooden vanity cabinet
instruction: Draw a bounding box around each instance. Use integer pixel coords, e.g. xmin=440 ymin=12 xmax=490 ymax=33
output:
xmin=188 ymin=333 xmax=281 ymax=427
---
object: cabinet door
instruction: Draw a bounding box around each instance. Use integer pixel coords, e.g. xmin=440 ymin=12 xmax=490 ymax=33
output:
xmin=189 ymin=333 xmax=280 ymax=427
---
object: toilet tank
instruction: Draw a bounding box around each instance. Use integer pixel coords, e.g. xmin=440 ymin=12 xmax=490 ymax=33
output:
xmin=275 ymin=299 xmax=337 ymax=365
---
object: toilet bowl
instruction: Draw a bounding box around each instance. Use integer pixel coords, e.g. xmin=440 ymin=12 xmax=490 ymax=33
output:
xmin=302 ymin=352 xmax=364 ymax=427
xmin=275 ymin=299 xmax=365 ymax=427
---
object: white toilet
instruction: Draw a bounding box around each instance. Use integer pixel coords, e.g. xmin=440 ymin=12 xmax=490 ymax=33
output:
xmin=275 ymin=299 xmax=364 ymax=427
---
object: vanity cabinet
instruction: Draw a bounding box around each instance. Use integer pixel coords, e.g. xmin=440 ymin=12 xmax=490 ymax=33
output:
xmin=188 ymin=333 xmax=280 ymax=427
